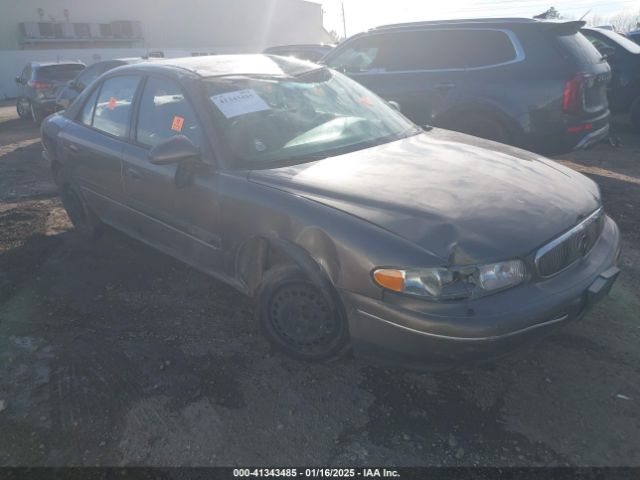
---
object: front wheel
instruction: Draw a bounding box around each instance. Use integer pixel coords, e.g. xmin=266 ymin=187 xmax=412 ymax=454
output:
xmin=256 ymin=266 xmax=350 ymax=361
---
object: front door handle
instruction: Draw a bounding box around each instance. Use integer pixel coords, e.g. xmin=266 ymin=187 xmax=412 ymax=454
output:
xmin=127 ymin=167 xmax=142 ymax=180
xmin=68 ymin=143 xmax=80 ymax=153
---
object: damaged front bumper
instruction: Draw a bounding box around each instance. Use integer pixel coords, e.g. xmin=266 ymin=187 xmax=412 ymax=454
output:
xmin=341 ymin=216 xmax=621 ymax=369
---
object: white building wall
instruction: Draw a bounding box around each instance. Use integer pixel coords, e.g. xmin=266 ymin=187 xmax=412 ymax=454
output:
xmin=0 ymin=0 xmax=331 ymax=99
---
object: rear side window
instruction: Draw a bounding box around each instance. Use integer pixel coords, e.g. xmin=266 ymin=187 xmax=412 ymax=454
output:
xmin=329 ymin=29 xmax=518 ymax=72
xmin=374 ymin=31 xmax=469 ymax=70
xmin=38 ymin=64 xmax=85 ymax=82
xmin=91 ymin=76 xmax=140 ymax=138
xmin=461 ymin=30 xmax=518 ymax=67
xmin=379 ymin=30 xmax=518 ymax=71
xmin=136 ymin=77 xmax=202 ymax=148
xmin=555 ymin=33 xmax=604 ymax=68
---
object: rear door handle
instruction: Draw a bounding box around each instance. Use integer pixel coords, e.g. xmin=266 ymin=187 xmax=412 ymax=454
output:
xmin=127 ymin=167 xmax=142 ymax=180
xmin=68 ymin=143 xmax=80 ymax=153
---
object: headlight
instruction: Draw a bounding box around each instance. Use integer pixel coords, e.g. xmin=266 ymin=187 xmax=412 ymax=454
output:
xmin=478 ymin=260 xmax=527 ymax=291
xmin=373 ymin=259 xmax=526 ymax=301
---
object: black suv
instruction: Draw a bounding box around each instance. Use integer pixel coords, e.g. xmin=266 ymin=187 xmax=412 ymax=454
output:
xmin=323 ymin=18 xmax=611 ymax=155
xmin=582 ymin=27 xmax=640 ymax=130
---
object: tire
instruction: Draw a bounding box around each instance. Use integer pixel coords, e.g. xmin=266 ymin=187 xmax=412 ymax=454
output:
xmin=454 ymin=112 xmax=512 ymax=145
xmin=631 ymin=97 xmax=640 ymax=132
xmin=256 ymin=265 xmax=350 ymax=361
xmin=16 ymin=97 xmax=31 ymax=120
xmin=30 ymin=103 xmax=45 ymax=125
xmin=57 ymin=181 xmax=102 ymax=239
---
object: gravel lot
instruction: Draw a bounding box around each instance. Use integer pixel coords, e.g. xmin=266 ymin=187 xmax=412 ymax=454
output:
xmin=0 ymin=103 xmax=639 ymax=467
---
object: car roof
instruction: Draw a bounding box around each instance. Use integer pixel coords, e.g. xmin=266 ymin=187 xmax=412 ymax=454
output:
xmin=91 ymin=57 xmax=148 ymax=67
xmin=265 ymin=44 xmax=334 ymax=51
xmin=371 ymin=17 xmax=576 ymax=31
xmin=117 ymin=54 xmax=320 ymax=79
xmin=30 ymin=61 xmax=85 ymax=68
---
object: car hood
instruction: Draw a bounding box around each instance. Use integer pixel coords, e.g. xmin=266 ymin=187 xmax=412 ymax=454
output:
xmin=248 ymin=129 xmax=601 ymax=264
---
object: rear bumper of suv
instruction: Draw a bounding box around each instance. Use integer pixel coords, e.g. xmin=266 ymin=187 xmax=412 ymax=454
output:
xmin=573 ymin=123 xmax=610 ymax=150
xmin=538 ymin=110 xmax=610 ymax=155
xmin=32 ymin=98 xmax=57 ymax=115
xmin=341 ymin=216 xmax=621 ymax=370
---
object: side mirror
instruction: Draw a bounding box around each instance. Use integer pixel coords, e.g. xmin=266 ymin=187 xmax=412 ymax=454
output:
xmin=387 ymin=101 xmax=401 ymax=112
xmin=149 ymin=135 xmax=201 ymax=165
xmin=15 ymin=76 xmax=23 ymax=84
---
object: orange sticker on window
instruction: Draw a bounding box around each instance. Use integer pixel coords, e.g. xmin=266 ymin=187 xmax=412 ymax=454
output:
xmin=358 ymin=97 xmax=374 ymax=107
xmin=171 ymin=116 xmax=185 ymax=132
xmin=107 ymin=97 xmax=117 ymax=110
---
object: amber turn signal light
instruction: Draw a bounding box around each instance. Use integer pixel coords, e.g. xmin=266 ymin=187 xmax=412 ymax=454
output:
xmin=373 ymin=269 xmax=405 ymax=292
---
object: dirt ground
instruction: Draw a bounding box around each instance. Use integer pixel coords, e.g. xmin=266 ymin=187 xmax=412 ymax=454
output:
xmin=0 ymin=102 xmax=639 ymax=467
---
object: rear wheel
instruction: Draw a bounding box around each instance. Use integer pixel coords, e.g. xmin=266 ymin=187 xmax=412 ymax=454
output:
xmin=58 ymin=182 xmax=102 ymax=238
xmin=16 ymin=98 xmax=31 ymax=120
xmin=455 ymin=112 xmax=512 ymax=145
xmin=256 ymin=266 xmax=350 ymax=361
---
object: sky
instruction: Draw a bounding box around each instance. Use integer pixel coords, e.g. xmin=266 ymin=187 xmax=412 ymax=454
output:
xmin=320 ymin=0 xmax=640 ymax=37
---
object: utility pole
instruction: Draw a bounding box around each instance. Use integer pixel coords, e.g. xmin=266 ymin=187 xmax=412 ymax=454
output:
xmin=341 ymin=1 xmax=347 ymax=39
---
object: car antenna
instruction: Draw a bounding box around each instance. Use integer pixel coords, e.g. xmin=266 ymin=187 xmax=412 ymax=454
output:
xmin=579 ymin=9 xmax=592 ymax=22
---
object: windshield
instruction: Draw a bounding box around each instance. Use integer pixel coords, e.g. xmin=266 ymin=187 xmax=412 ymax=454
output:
xmin=205 ymin=69 xmax=420 ymax=166
xmin=595 ymin=29 xmax=640 ymax=54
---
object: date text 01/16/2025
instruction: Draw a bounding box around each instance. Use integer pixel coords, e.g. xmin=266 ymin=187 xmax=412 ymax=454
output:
xmin=232 ymin=468 xmax=401 ymax=478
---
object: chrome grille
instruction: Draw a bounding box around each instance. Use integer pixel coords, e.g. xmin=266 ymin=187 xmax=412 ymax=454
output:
xmin=536 ymin=209 xmax=605 ymax=278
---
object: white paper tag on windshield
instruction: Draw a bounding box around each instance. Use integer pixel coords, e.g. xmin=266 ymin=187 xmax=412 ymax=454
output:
xmin=210 ymin=89 xmax=270 ymax=119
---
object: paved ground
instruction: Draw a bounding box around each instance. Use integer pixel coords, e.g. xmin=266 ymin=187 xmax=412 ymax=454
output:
xmin=0 ymin=104 xmax=639 ymax=467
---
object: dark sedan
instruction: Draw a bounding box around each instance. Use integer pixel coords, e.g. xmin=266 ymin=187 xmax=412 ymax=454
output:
xmin=55 ymin=58 xmax=149 ymax=111
xmin=41 ymin=55 xmax=621 ymax=368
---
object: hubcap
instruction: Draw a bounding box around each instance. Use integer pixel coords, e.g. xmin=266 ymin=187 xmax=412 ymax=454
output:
xmin=269 ymin=284 xmax=338 ymax=353
xmin=18 ymin=99 xmax=29 ymax=116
